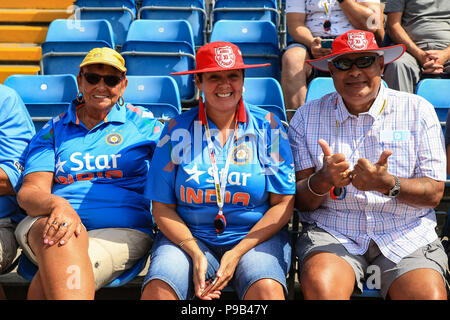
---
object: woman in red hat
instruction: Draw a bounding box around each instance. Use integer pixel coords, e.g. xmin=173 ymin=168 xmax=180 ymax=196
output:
xmin=140 ymin=42 xmax=296 ymax=300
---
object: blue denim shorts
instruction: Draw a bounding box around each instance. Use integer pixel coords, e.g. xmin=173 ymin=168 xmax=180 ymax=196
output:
xmin=142 ymin=228 xmax=292 ymax=300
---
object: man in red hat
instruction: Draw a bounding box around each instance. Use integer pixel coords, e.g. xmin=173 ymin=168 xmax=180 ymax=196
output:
xmin=288 ymin=30 xmax=448 ymax=299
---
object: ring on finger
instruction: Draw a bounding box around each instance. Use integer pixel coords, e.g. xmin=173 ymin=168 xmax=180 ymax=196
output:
xmin=61 ymin=222 xmax=68 ymax=228
xmin=52 ymin=221 xmax=59 ymax=227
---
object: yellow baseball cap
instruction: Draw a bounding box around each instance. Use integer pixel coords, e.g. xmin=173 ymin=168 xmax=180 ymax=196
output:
xmin=79 ymin=47 xmax=127 ymax=73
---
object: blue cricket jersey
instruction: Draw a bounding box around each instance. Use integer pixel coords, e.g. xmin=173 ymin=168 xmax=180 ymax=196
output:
xmin=0 ymin=85 xmax=35 ymax=221
xmin=145 ymin=101 xmax=295 ymax=246
xmin=24 ymin=101 xmax=163 ymax=236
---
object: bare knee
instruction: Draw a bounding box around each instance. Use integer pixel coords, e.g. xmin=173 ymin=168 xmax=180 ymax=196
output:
xmin=388 ymin=269 xmax=447 ymax=300
xmin=141 ymin=279 xmax=178 ymax=300
xmin=300 ymin=252 xmax=355 ymax=300
xmin=244 ymin=278 xmax=285 ymax=300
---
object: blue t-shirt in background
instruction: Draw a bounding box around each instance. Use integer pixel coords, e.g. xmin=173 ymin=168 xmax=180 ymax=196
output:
xmin=0 ymin=85 xmax=35 ymax=222
xmin=24 ymin=101 xmax=163 ymax=236
xmin=145 ymin=102 xmax=295 ymax=246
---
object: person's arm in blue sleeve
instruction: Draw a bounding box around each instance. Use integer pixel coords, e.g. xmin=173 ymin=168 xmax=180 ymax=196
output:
xmin=0 ymin=85 xmax=35 ymax=195
xmin=445 ymin=109 xmax=450 ymax=175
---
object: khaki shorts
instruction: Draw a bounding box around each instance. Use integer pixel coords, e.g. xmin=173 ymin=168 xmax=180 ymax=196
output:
xmin=296 ymin=223 xmax=449 ymax=299
xmin=15 ymin=216 xmax=152 ymax=290
xmin=0 ymin=218 xmax=18 ymax=274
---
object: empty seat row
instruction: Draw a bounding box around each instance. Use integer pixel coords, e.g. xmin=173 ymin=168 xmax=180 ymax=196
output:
xmin=39 ymin=19 xmax=281 ymax=103
xmin=73 ymin=0 xmax=283 ymax=48
xmin=3 ymin=74 xmax=287 ymax=131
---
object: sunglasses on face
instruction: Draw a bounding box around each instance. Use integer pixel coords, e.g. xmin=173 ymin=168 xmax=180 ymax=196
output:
xmin=82 ymin=72 xmax=123 ymax=87
xmin=332 ymin=55 xmax=378 ymax=71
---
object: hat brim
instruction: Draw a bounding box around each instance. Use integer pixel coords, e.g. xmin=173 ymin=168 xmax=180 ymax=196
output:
xmin=170 ymin=63 xmax=271 ymax=75
xmin=79 ymin=60 xmax=127 ymax=73
xmin=306 ymin=44 xmax=405 ymax=72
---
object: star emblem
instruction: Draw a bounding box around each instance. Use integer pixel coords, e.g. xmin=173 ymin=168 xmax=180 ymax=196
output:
xmin=184 ymin=164 xmax=206 ymax=184
xmin=55 ymin=157 xmax=67 ymax=175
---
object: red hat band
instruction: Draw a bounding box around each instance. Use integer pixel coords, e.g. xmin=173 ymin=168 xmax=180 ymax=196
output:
xmin=171 ymin=41 xmax=270 ymax=75
xmin=306 ymin=30 xmax=405 ymax=72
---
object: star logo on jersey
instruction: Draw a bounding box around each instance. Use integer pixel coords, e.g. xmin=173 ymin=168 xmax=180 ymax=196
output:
xmin=55 ymin=157 xmax=67 ymax=175
xmin=184 ymin=164 xmax=206 ymax=184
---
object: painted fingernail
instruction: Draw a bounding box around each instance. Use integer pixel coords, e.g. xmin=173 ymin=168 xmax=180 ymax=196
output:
xmin=49 ymin=240 xmax=54 ymax=246
xmin=44 ymin=238 xmax=48 ymax=244
xmin=59 ymin=240 xmax=65 ymax=245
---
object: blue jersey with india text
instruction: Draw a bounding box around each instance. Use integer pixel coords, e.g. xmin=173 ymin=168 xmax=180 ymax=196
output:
xmin=24 ymin=101 xmax=163 ymax=236
xmin=145 ymin=101 xmax=295 ymax=246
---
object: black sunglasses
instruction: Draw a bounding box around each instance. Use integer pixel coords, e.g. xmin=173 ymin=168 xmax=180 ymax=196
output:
xmin=82 ymin=72 xmax=123 ymax=87
xmin=332 ymin=56 xmax=378 ymax=71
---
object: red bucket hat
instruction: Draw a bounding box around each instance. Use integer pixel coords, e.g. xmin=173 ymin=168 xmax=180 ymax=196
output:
xmin=307 ymin=30 xmax=405 ymax=72
xmin=171 ymin=41 xmax=270 ymax=75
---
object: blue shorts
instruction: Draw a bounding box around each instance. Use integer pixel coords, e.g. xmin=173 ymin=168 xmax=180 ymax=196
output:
xmin=142 ymin=228 xmax=292 ymax=300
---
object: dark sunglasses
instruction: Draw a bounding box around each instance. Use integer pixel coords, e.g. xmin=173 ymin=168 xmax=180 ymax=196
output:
xmin=82 ymin=72 xmax=123 ymax=87
xmin=332 ymin=55 xmax=378 ymax=71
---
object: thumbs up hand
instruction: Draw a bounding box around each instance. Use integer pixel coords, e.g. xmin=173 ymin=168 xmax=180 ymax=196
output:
xmin=317 ymin=139 xmax=352 ymax=188
xmin=351 ymin=150 xmax=394 ymax=192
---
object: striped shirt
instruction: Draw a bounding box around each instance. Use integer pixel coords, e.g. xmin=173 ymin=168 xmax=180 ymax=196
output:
xmin=288 ymin=85 xmax=446 ymax=263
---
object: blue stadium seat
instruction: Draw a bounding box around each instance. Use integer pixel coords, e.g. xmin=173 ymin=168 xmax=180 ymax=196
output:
xmin=17 ymin=252 xmax=149 ymax=288
xmin=305 ymin=77 xmax=389 ymax=103
xmin=415 ymin=78 xmax=450 ymax=127
xmin=138 ymin=0 xmax=207 ymax=49
xmin=74 ymin=0 xmax=136 ymax=47
xmin=211 ymin=0 xmax=279 ymax=27
xmin=210 ymin=20 xmax=280 ymax=80
xmin=123 ymin=75 xmax=182 ymax=121
xmin=121 ymin=19 xmax=196 ymax=103
xmin=3 ymin=74 xmax=78 ymax=132
xmin=41 ymin=19 xmax=116 ymax=76
xmin=243 ymin=77 xmax=286 ymax=122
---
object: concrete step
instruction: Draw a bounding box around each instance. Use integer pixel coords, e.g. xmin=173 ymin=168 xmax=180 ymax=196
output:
xmin=0 ymin=0 xmax=75 ymax=10
xmin=0 ymin=9 xmax=72 ymax=23
xmin=0 ymin=25 xmax=48 ymax=43
xmin=0 ymin=65 xmax=40 ymax=83
xmin=0 ymin=43 xmax=42 ymax=62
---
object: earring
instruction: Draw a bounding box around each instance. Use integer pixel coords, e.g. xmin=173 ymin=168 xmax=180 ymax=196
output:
xmin=76 ymin=92 xmax=83 ymax=103
xmin=117 ymin=96 xmax=124 ymax=106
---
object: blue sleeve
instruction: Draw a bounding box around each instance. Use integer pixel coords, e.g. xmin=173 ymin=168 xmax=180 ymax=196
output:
xmin=144 ymin=121 xmax=178 ymax=204
xmin=0 ymin=85 xmax=35 ymax=192
xmin=262 ymin=113 xmax=296 ymax=195
xmin=24 ymin=120 xmax=56 ymax=176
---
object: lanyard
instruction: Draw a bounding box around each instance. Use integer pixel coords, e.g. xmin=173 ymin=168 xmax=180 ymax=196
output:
xmin=201 ymin=99 xmax=239 ymax=217
xmin=330 ymin=97 xmax=386 ymax=200
xmin=334 ymin=98 xmax=386 ymax=162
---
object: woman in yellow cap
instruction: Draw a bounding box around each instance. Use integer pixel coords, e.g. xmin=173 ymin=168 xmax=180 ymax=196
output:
xmin=15 ymin=47 xmax=163 ymax=299
xmin=141 ymin=42 xmax=295 ymax=300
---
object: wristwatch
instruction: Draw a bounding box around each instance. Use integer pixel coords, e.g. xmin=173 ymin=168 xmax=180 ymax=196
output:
xmin=388 ymin=176 xmax=401 ymax=198
xmin=337 ymin=0 xmax=345 ymax=3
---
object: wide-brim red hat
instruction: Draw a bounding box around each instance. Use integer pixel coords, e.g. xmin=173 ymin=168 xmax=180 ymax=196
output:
xmin=307 ymin=30 xmax=405 ymax=72
xmin=171 ymin=41 xmax=270 ymax=75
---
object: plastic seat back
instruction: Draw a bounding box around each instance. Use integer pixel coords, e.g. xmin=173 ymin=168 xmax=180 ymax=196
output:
xmin=139 ymin=0 xmax=206 ymax=48
xmin=74 ymin=0 xmax=136 ymax=47
xmin=41 ymin=19 xmax=116 ymax=76
xmin=415 ymin=78 xmax=450 ymax=124
xmin=210 ymin=20 xmax=280 ymax=79
xmin=123 ymin=75 xmax=182 ymax=120
xmin=212 ymin=0 xmax=278 ymax=26
xmin=243 ymin=77 xmax=286 ymax=121
xmin=3 ymin=74 xmax=78 ymax=132
xmin=121 ymin=20 xmax=196 ymax=103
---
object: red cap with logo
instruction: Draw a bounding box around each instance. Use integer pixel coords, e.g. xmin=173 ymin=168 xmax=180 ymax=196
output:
xmin=171 ymin=41 xmax=270 ymax=75
xmin=307 ymin=30 xmax=405 ymax=72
